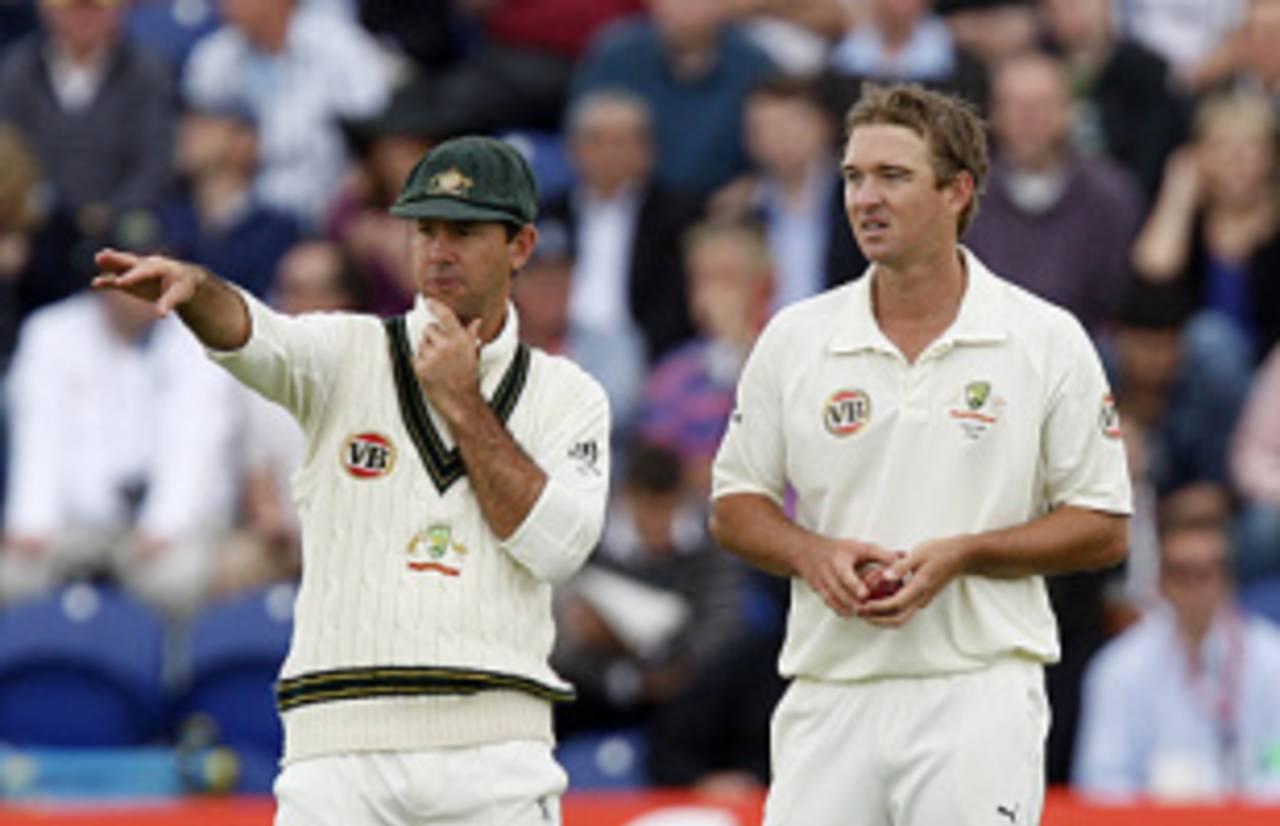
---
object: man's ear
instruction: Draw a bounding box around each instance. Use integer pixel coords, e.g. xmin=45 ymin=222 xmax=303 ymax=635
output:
xmin=509 ymin=223 xmax=539 ymax=272
xmin=947 ymin=170 xmax=975 ymax=218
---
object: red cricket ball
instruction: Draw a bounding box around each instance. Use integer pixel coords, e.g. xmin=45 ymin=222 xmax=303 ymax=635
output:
xmin=859 ymin=562 xmax=903 ymax=600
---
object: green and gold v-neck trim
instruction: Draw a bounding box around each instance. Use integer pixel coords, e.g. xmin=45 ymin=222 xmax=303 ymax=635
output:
xmin=384 ymin=316 xmax=530 ymax=494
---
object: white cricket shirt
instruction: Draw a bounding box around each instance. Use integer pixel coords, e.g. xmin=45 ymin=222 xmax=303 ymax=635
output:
xmin=713 ymin=248 xmax=1132 ymax=681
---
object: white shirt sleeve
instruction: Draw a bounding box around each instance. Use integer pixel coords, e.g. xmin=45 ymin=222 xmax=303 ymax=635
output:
xmin=711 ymin=320 xmax=787 ymax=505
xmin=1041 ymin=315 xmax=1133 ymax=515
xmin=205 ymin=288 xmax=345 ymax=431
xmin=502 ymin=364 xmax=611 ymax=585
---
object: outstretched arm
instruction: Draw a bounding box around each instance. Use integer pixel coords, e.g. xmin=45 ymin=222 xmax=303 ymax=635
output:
xmin=92 ymin=248 xmax=250 ymax=351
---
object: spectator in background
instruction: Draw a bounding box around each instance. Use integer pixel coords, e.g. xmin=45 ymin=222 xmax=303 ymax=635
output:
xmin=726 ymin=0 xmax=847 ymax=76
xmin=159 ymin=97 xmax=300 ymax=300
xmin=572 ymin=0 xmax=776 ymax=196
xmin=821 ymin=0 xmax=989 ymax=117
xmin=410 ymin=0 xmax=645 ymax=135
xmin=357 ymin=0 xmax=467 ymax=75
xmin=327 ymin=75 xmax=450 ymax=316
xmin=511 ymin=214 xmax=648 ymax=436
xmin=1231 ymin=345 xmax=1280 ymax=582
xmin=0 ymin=0 xmax=38 ymax=53
xmin=182 ymin=0 xmax=391 ymax=228
xmin=1186 ymin=0 xmax=1280 ymax=104
xmin=543 ymin=90 xmax=702 ymax=369
xmin=0 ymin=125 xmax=84 ymax=367
xmin=1230 ymin=0 xmax=1280 ymax=104
xmin=643 ymin=569 xmax=788 ymax=792
xmin=1112 ymin=0 xmax=1247 ymax=92
xmin=0 ymin=288 xmax=242 ymax=616
xmin=713 ymin=74 xmax=865 ymax=310
xmin=936 ymin=0 xmax=1039 ymax=70
xmin=1074 ymin=517 xmax=1280 ymax=802
xmin=511 ymin=217 xmax=573 ymax=355
xmin=1041 ymin=0 xmax=1189 ymax=200
xmin=214 ymin=238 xmax=368 ymax=597
xmin=552 ymin=439 xmax=745 ymax=739
xmin=633 ymin=219 xmax=774 ymax=500
xmin=122 ymin=0 xmax=222 ymax=74
xmin=1131 ymin=91 xmax=1280 ymax=362
xmin=1110 ymin=279 xmax=1251 ymax=496
xmin=0 ymin=0 xmax=175 ymax=245
xmin=966 ymin=52 xmax=1143 ymax=332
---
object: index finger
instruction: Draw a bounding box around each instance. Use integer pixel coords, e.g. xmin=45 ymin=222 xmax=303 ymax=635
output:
xmin=94 ymin=247 xmax=141 ymax=275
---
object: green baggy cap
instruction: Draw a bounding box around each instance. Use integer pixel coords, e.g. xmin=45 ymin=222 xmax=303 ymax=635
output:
xmin=389 ymin=135 xmax=538 ymax=227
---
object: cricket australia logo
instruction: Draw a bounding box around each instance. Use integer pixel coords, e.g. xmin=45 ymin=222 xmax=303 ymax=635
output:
xmin=427 ymin=167 xmax=474 ymax=197
xmin=341 ymin=432 xmax=397 ymax=479
xmin=949 ymin=379 xmax=1004 ymax=440
xmin=824 ymin=389 xmax=872 ymax=436
xmin=965 ymin=380 xmax=991 ymax=410
xmin=406 ymin=524 xmax=469 ymax=576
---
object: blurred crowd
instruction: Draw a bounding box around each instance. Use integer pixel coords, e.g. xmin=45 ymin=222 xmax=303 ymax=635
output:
xmin=2 ymin=0 xmax=1280 ymax=803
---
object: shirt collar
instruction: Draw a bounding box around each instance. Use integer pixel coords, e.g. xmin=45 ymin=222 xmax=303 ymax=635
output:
xmin=828 ymin=246 xmax=1008 ymax=355
xmin=405 ymin=295 xmax=521 ymax=378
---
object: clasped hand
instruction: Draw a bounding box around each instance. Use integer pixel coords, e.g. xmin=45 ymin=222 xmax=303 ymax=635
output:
xmin=799 ymin=534 xmax=971 ymax=628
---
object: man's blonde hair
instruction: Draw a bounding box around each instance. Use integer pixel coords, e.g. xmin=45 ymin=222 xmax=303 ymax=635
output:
xmin=844 ymin=83 xmax=989 ymax=234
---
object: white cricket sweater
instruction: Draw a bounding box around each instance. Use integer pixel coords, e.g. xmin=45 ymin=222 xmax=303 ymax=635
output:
xmin=209 ymin=291 xmax=610 ymax=763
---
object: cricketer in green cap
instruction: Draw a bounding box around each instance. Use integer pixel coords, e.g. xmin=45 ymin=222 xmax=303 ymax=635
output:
xmin=390 ymin=135 xmax=539 ymax=227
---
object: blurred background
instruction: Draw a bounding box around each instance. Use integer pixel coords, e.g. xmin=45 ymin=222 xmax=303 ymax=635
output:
xmin=1 ymin=0 xmax=1279 ymax=822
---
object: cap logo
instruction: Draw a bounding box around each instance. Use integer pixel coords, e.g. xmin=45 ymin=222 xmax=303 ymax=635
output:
xmin=427 ymin=167 xmax=474 ymax=197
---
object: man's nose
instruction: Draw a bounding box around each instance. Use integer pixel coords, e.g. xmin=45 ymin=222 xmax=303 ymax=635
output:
xmin=849 ymin=179 xmax=883 ymax=207
xmin=425 ymin=235 xmax=460 ymax=262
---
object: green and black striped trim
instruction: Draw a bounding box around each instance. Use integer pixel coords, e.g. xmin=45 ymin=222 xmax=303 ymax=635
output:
xmin=384 ymin=316 xmax=530 ymax=494
xmin=276 ymin=665 xmax=575 ymax=712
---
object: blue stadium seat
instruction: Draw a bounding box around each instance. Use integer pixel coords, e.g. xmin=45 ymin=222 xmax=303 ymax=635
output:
xmin=0 ymin=583 xmax=167 ymax=746
xmin=177 ymin=583 xmax=294 ymax=792
xmin=1241 ymin=574 xmax=1280 ymax=628
xmin=556 ymin=728 xmax=649 ymax=790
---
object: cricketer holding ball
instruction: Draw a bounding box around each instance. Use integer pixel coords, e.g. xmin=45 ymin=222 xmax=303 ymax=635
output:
xmin=710 ymin=84 xmax=1131 ymax=826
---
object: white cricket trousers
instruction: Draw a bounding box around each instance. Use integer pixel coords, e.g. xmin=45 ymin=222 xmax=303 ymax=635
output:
xmin=274 ymin=740 xmax=567 ymax=826
xmin=764 ymin=659 xmax=1049 ymax=826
